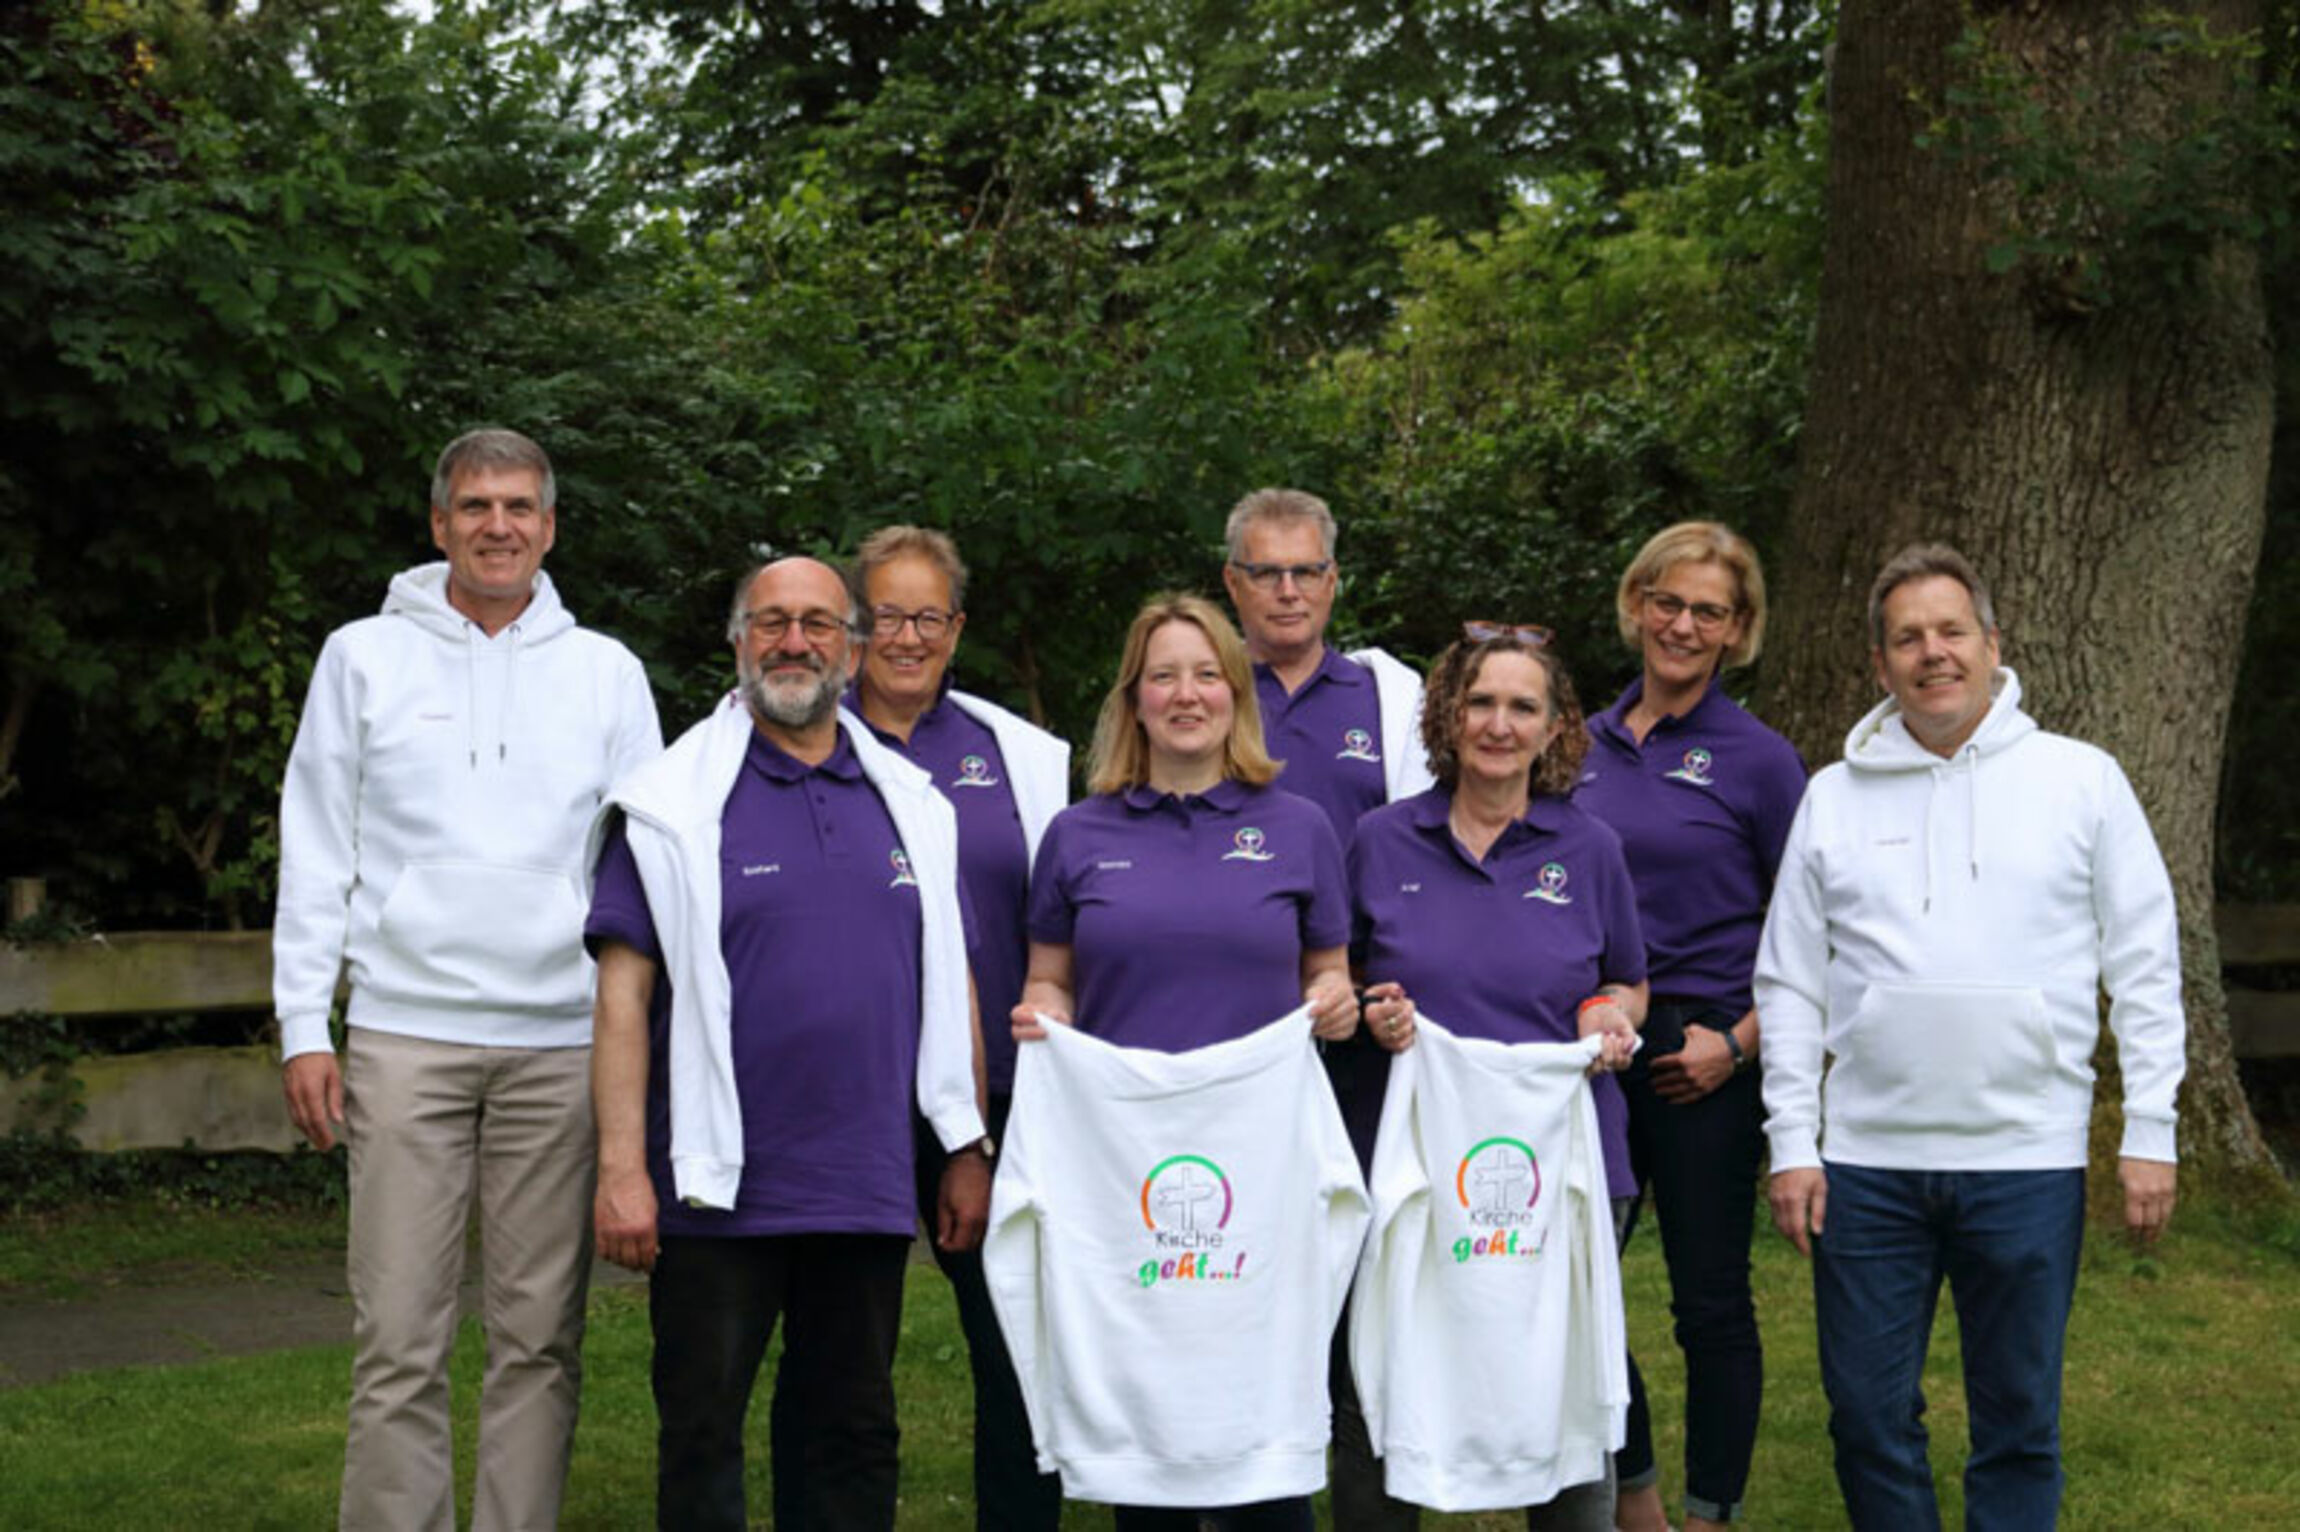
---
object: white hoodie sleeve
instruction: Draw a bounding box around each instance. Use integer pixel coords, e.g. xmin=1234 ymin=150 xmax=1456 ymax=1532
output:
xmin=1755 ymin=791 xmax=1832 ymax=1172
xmin=2090 ymin=760 xmax=2185 ymax=1162
xmin=606 ymin=652 xmax=664 ymax=781
xmin=273 ymin=633 xmax=363 ymax=1062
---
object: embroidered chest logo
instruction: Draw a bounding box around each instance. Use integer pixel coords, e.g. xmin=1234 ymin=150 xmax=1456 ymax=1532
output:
xmin=1222 ymin=826 xmax=1275 ymax=863
xmin=1137 ymin=1153 xmax=1250 ymax=1287
xmin=1454 ymin=1136 xmax=1547 ymax=1261
xmin=1665 ymin=747 xmax=1715 ymax=787
xmin=887 ymin=849 xmax=919 ymax=889
xmin=951 ymin=753 xmax=1001 ymax=789
xmin=1524 ymin=860 xmax=1573 ymax=905
xmin=1336 ymin=727 xmax=1382 ymax=763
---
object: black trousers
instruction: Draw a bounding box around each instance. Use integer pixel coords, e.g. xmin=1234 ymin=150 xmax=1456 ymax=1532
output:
xmin=1615 ymin=999 xmax=1766 ymax=1523
xmin=771 ymin=1099 xmax=1064 ymax=1532
xmin=650 ymin=1230 xmax=911 ymax=1532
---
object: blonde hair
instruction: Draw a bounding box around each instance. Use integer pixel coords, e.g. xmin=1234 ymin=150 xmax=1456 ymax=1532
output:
xmin=1613 ymin=520 xmax=1767 ymax=669
xmin=1086 ymin=594 xmax=1278 ymax=794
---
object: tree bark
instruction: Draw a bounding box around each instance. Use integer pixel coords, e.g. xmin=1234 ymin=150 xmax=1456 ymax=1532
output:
xmin=1756 ymin=0 xmax=2278 ymax=1184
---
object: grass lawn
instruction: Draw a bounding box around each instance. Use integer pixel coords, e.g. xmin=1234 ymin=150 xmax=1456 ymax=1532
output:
xmin=0 ymin=1199 xmax=2294 ymax=1528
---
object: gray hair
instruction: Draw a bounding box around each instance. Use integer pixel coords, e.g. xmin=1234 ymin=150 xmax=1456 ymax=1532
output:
xmin=853 ymin=524 xmax=968 ymax=612
xmin=431 ymin=428 xmax=555 ymax=511
xmin=1867 ymin=543 xmax=1998 ymax=649
xmin=1224 ymin=488 xmax=1337 ymax=563
xmin=725 ymin=556 xmax=865 ymax=645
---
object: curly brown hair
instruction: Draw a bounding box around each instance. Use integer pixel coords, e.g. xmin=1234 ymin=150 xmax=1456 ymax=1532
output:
xmin=1419 ymin=636 xmax=1588 ymax=797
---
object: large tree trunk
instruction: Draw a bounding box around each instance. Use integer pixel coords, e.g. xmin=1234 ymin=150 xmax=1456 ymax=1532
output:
xmin=1756 ymin=0 xmax=2278 ymax=1186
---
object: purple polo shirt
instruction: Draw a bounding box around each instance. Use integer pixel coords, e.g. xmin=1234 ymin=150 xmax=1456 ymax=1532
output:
xmin=585 ymin=731 xmax=926 ymax=1238
xmin=1027 ymin=778 xmax=1348 ymax=1052
xmin=1577 ymin=678 xmax=1807 ymax=1014
xmin=1253 ymin=645 xmax=1390 ymax=856
xmin=858 ymin=688 xmax=1034 ymax=1096
xmin=1348 ymin=788 xmax=1648 ymax=1195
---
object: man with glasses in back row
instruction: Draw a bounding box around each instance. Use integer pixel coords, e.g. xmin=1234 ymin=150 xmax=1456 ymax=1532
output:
xmin=586 ymin=555 xmax=990 ymax=1530
xmin=1219 ymin=488 xmax=1434 ymax=1527
xmin=1220 ymin=488 xmax=1433 ymax=1141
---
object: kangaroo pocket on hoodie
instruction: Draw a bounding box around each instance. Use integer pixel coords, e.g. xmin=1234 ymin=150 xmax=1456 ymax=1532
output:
xmin=1824 ymin=981 xmax=2055 ymax=1141
xmin=370 ymin=862 xmax=591 ymax=1011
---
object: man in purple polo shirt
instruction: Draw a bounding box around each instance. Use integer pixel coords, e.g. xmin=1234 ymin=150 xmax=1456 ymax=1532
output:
xmin=587 ymin=556 xmax=990 ymax=1532
xmin=1221 ymin=487 xmax=1434 ymax=1154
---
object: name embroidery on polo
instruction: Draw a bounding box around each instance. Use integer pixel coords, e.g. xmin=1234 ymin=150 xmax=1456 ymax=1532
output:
xmin=950 ymin=753 xmax=1002 ymax=789
xmin=1524 ymin=860 xmax=1574 ymax=905
xmin=887 ymin=849 xmax=920 ymax=889
xmin=1135 ymin=1153 xmax=1252 ymax=1287
xmin=1335 ymin=727 xmax=1382 ymax=763
xmin=1664 ymin=747 xmax=1715 ymax=787
xmin=741 ymin=863 xmax=782 ymax=877
xmin=1221 ymin=826 xmax=1276 ymax=863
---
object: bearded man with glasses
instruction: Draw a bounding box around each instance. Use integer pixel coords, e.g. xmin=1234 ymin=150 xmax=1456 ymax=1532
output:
xmin=585 ymin=555 xmax=991 ymax=1530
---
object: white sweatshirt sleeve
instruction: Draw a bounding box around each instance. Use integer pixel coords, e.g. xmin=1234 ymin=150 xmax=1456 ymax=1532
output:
xmin=1349 ymin=1041 xmax=1424 ymax=1456
xmin=1755 ymin=792 xmax=1832 ymax=1172
xmin=2090 ymin=759 xmax=2185 ymax=1162
xmin=273 ymin=633 xmax=362 ymax=1062
xmin=981 ymin=1050 xmax=1056 ymax=1474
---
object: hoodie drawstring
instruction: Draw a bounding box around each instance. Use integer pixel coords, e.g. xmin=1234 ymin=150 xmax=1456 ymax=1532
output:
xmin=462 ymin=620 xmax=523 ymax=767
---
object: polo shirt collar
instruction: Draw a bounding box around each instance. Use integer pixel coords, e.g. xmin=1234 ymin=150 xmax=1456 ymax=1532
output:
xmin=745 ymin=726 xmax=863 ymax=784
xmin=1412 ymin=784 xmax=1573 ymax=854
xmin=1119 ymin=776 xmax=1253 ymax=816
xmin=1255 ymin=644 xmax=1364 ymax=695
xmin=1594 ymin=674 xmax=1728 ymax=748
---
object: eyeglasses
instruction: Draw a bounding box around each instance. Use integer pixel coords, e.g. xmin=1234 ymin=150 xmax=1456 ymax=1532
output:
xmin=869 ymin=605 xmax=956 ymax=641
xmin=1461 ymin=620 xmax=1554 ymax=646
xmin=739 ymin=608 xmax=851 ymax=645
xmin=1642 ymin=590 xmax=1738 ymax=630
xmin=1230 ymin=559 xmax=1334 ymax=591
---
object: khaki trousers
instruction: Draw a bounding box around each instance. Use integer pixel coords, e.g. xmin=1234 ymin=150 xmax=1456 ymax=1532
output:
xmin=339 ymin=1029 xmax=595 ymax=1532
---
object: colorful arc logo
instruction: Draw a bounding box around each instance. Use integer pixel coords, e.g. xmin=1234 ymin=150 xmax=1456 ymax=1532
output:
xmin=1140 ymin=1154 xmax=1234 ymax=1232
xmin=1455 ymin=1136 xmax=1542 ymax=1214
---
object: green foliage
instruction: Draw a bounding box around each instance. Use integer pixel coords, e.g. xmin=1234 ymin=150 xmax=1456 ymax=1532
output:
xmin=1308 ymin=126 xmax=1827 ymax=695
xmin=0 ymin=1132 xmax=344 ymax=1217
xmin=1918 ymin=8 xmax=2299 ymax=312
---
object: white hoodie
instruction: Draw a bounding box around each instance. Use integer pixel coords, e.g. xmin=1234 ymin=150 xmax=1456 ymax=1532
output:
xmin=1755 ymin=668 xmax=2183 ymax=1173
xmin=273 ymin=563 xmax=662 ymax=1060
xmin=1349 ymin=1019 xmax=1625 ymax=1512
xmin=983 ymin=1009 xmax=1370 ymax=1508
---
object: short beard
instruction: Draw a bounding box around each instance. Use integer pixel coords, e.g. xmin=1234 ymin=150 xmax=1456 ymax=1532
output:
xmin=740 ymin=656 xmax=844 ymax=731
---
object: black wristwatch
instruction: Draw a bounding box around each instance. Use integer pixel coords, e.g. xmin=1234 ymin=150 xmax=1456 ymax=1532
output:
xmin=1721 ymin=1029 xmax=1751 ymax=1073
xmin=961 ymin=1135 xmax=998 ymax=1163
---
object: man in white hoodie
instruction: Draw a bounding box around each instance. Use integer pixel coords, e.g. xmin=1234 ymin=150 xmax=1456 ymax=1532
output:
xmin=1755 ymin=543 xmax=2183 ymax=1530
xmin=274 ymin=428 xmax=664 ymax=1530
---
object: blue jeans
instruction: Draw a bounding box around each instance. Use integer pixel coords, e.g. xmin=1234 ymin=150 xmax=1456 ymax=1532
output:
xmin=1812 ymin=1163 xmax=2085 ymax=1532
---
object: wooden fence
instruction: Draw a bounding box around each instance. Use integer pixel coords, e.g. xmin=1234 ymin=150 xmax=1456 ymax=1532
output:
xmin=4 ymin=907 xmax=2299 ymax=1153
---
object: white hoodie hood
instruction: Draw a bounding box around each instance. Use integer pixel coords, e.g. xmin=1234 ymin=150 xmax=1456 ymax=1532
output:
xmin=1840 ymin=667 xmax=2036 ymax=913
